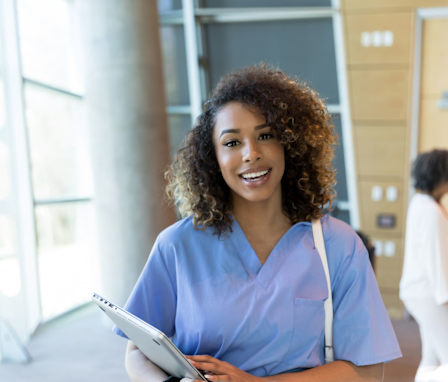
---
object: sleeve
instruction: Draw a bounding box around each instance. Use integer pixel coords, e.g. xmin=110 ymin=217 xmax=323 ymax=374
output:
xmin=114 ymin=236 xmax=177 ymax=338
xmin=330 ymin=233 xmax=402 ymax=366
xmin=428 ymin=209 xmax=448 ymax=305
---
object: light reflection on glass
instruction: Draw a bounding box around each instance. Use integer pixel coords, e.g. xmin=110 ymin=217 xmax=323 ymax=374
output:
xmin=0 ymin=258 xmax=21 ymax=297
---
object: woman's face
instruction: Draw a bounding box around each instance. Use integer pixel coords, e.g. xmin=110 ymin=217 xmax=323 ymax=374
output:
xmin=212 ymin=102 xmax=285 ymax=207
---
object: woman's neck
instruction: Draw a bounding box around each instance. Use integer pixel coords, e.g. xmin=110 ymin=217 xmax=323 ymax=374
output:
xmin=231 ymin=197 xmax=291 ymax=234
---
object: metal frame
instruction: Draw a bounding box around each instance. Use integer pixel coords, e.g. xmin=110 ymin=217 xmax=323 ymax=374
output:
xmin=182 ymin=0 xmax=203 ymax=123
xmin=162 ymin=1 xmax=359 ymax=223
xmin=331 ymin=0 xmax=359 ymax=228
xmin=23 ymin=78 xmax=83 ymax=99
xmin=0 ymin=0 xmax=41 ymax=344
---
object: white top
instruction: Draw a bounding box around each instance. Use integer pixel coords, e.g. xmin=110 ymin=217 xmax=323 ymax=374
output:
xmin=400 ymin=193 xmax=448 ymax=305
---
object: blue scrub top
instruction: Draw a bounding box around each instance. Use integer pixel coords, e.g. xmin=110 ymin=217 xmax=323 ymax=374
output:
xmin=116 ymin=215 xmax=401 ymax=377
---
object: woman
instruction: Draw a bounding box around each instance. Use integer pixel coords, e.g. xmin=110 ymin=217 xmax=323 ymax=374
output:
xmin=118 ymin=65 xmax=401 ymax=382
xmin=400 ymin=149 xmax=448 ymax=382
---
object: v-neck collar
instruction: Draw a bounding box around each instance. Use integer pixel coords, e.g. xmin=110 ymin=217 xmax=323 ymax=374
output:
xmin=229 ymin=217 xmax=311 ymax=288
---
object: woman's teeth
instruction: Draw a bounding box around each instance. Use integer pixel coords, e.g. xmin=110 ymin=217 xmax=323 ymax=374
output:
xmin=241 ymin=169 xmax=269 ymax=180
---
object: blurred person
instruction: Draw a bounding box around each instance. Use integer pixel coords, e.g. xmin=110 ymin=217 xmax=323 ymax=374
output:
xmin=118 ymin=64 xmax=401 ymax=382
xmin=399 ymin=149 xmax=448 ymax=382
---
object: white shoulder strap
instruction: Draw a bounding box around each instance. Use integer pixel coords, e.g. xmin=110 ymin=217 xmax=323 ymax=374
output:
xmin=312 ymin=218 xmax=334 ymax=363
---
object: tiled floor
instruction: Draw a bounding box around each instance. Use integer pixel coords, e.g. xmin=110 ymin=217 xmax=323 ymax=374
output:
xmin=0 ymin=304 xmax=421 ymax=382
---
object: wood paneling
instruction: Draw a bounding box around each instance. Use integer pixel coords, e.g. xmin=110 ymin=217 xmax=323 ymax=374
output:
xmin=349 ymin=69 xmax=410 ymax=121
xmin=380 ymin=290 xmax=405 ymax=319
xmin=418 ymin=98 xmax=448 ymax=152
xmin=421 ymin=19 xmax=448 ymax=97
xmin=345 ymin=12 xmax=413 ymax=66
xmin=374 ymin=238 xmax=404 ymax=289
xmin=359 ymin=180 xmax=404 ymax=234
xmin=343 ymin=0 xmax=448 ymax=11
xmin=418 ymin=18 xmax=448 ymax=153
xmin=355 ymin=125 xmax=407 ymax=177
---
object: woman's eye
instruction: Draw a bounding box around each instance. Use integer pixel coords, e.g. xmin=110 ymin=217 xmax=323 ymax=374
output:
xmin=224 ymin=140 xmax=239 ymax=147
xmin=259 ymin=133 xmax=274 ymax=141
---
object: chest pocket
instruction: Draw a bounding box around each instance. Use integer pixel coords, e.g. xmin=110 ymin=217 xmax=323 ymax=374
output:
xmin=287 ymin=297 xmax=325 ymax=366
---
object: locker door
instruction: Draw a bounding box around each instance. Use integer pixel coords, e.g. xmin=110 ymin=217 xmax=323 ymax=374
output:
xmin=419 ymin=18 xmax=448 ymax=152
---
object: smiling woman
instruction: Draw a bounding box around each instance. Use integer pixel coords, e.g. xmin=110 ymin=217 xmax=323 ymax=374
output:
xmin=166 ymin=65 xmax=336 ymax=236
xmin=118 ymin=64 xmax=401 ymax=382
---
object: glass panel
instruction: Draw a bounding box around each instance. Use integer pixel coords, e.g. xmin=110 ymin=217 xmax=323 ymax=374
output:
xmin=0 ymin=258 xmax=21 ymax=297
xmin=204 ymin=0 xmax=331 ymax=7
xmin=329 ymin=208 xmax=350 ymax=225
xmin=332 ymin=114 xmax=348 ymax=202
xmin=35 ymin=202 xmax=98 ymax=319
xmin=24 ymin=83 xmax=92 ymax=200
xmin=0 ymin=142 xmax=11 ymax=199
xmin=17 ymin=0 xmax=82 ymax=92
xmin=0 ymin=79 xmax=5 ymax=128
xmin=158 ymin=0 xmax=182 ymax=11
xmin=161 ymin=26 xmax=190 ymax=106
xmin=168 ymin=114 xmax=192 ymax=156
xmin=205 ymin=19 xmax=339 ymax=104
xmin=0 ymin=215 xmax=16 ymax=258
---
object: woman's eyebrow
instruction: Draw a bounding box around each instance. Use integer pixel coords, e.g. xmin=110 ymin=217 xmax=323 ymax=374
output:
xmin=254 ymin=124 xmax=270 ymax=130
xmin=219 ymin=128 xmax=239 ymax=137
xmin=219 ymin=124 xmax=270 ymax=138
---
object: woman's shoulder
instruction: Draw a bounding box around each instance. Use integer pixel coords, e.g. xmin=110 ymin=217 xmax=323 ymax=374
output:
xmin=321 ymin=214 xmax=358 ymax=244
xmin=156 ymin=216 xmax=219 ymax=246
xmin=320 ymin=214 xmax=365 ymax=262
xmin=409 ymin=193 xmax=444 ymax=224
xmin=158 ymin=216 xmax=199 ymax=240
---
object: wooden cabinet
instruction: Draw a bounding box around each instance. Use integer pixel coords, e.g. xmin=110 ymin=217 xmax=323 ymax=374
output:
xmin=358 ymin=180 xmax=405 ymax=234
xmin=354 ymin=124 xmax=407 ymax=177
xmin=349 ymin=69 xmax=410 ymax=122
xmin=381 ymin=290 xmax=404 ymax=319
xmin=373 ymin=236 xmax=404 ymax=289
xmin=419 ymin=98 xmax=448 ymax=152
xmin=418 ymin=18 xmax=448 ymax=152
xmin=345 ymin=12 xmax=413 ymax=66
xmin=421 ymin=19 xmax=448 ymax=96
xmin=343 ymin=0 xmax=448 ymax=11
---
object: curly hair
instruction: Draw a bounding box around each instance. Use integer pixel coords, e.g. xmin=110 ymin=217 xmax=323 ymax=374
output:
xmin=165 ymin=64 xmax=337 ymax=235
xmin=412 ymin=149 xmax=448 ymax=193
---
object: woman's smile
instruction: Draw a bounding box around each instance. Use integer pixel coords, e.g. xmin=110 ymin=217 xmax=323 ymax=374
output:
xmin=239 ymin=167 xmax=272 ymax=185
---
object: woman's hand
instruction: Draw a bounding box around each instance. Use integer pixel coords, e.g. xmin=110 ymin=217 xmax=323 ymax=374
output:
xmin=187 ymin=355 xmax=260 ymax=382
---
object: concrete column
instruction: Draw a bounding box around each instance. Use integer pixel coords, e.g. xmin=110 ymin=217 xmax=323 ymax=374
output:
xmin=78 ymin=0 xmax=176 ymax=304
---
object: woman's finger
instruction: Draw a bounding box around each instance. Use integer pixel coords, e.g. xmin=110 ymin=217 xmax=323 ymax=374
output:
xmin=187 ymin=355 xmax=216 ymax=362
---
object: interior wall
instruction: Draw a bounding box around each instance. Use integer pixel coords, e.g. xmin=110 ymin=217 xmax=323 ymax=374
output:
xmin=341 ymin=0 xmax=448 ymax=318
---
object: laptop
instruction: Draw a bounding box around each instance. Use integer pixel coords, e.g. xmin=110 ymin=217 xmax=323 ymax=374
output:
xmin=92 ymin=293 xmax=208 ymax=381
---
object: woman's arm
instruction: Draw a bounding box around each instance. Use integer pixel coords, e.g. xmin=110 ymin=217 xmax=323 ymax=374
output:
xmin=125 ymin=341 xmax=169 ymax=382
xmin=188 ymin=355 xmax=383 ymax=382
xmin=264 ymin=361 xmax=383 ymax=382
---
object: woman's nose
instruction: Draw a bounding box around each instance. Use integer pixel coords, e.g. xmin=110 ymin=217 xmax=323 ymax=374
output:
xmin=243 ymin=141 xmax=262 ymax=162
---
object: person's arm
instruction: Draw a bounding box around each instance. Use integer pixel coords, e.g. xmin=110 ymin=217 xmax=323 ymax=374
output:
xmin=187 ymin=355 xmax=383 ymax=382
xmin=125 ymin=341 xmax=169 ymax=382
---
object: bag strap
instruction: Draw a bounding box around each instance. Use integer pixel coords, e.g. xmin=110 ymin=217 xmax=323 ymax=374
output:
xmin=312 ymin=218 xmax=334 ymax=363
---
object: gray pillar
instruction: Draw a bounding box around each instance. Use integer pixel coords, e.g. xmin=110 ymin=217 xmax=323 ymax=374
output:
xmin=79 ymin=1 xmax=176 ymax=304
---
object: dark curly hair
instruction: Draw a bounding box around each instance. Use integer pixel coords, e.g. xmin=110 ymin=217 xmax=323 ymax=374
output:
xmin=412 ymin=149 xmax=448 ymax=193
xmin=166 ymin=64 xmax=337 ymax=235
